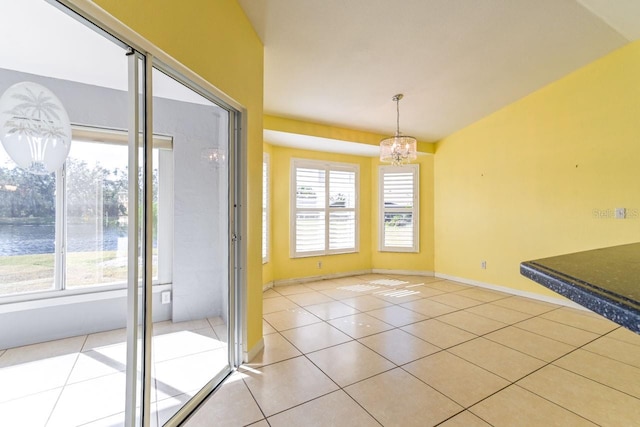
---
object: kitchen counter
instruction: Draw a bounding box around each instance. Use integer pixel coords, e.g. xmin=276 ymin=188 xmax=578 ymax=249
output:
xmin=521 ymin=242 xmax=640 ymax=334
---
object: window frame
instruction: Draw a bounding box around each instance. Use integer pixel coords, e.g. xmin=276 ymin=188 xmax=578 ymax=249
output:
xmin=0 ymin=125 xmax=173 ymax=302
xmin=262 ymin=152 xmax=269 ymax=264
xmin=379 ymin=164 xmax=420 ymax=253
xmin=290 ymin=158 xmax=359 ymax=258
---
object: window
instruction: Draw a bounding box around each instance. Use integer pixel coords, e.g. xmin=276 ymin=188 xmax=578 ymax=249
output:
xmin=291 ymin=159 xmax=358 ymax=257
xmin=379 ymin=164 xmax=419 ymax=252
xmin=262 ymin=153 xmax=269 ymax=263
xmin=0 ymin=127 xmax=172 ymax=297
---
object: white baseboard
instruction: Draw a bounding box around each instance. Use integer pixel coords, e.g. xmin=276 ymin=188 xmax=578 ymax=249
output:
xmin=273 ymin=270 xmax=371 ymax=287
xmin=434 ymin=273 xmax=586 ymax=310
xmin=262 ymin=281 xmax=274 ymax=292
xmin=372 ymin=269 xmax=435 ymax=277
xmin=244 ymin=337 xmax=264 ymax=363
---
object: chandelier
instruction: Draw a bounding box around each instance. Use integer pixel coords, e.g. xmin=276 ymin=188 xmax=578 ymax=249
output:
xmin=379 ymin=94 xmax=417 ymax=166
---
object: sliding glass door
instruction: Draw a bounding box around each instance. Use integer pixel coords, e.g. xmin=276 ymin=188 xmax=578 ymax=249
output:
xmin=0 ymin=1 xmax=240 ymax=426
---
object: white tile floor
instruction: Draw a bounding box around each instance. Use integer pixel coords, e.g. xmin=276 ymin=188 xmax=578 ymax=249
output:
xmin=0 ymin=317 xmax=228 ymax=426
xmin=185 ymin=274 xmax=640 ymax=427
xmin=3 ymin=273 xmax=640 ymax=426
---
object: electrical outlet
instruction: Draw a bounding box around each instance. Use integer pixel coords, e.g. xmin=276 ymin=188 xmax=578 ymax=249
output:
xmin=161 ymin=291 xmax=171 ymax=304
xmin=317 ymin=261 xmax=322 ymax=269
xmin=615 ymin=208 xmax=626 ymax=219
xmin=481 ymin=260 xmax=487 ymax=270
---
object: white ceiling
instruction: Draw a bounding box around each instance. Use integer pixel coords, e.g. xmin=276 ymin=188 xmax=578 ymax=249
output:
xmin=239 ymin=0 xmax=640 ymax=148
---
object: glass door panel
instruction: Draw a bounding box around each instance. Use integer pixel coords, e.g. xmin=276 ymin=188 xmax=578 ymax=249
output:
xmin=151 ymin=67 xmax=232 ymax=425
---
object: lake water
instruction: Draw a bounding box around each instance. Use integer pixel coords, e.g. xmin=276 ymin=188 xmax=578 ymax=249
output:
xmin=0 ymin=223 xmax=127 ymax=256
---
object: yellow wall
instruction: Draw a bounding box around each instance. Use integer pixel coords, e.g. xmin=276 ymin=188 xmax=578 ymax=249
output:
xmin=263 ymin=133 xmax=436 ymax=284
xmin=370 ymin=154 xmax=435 ymax=272
xmin=95 ymin=0 xmax=264 ymax=350
xmin=262 ymin=143 xmax=274 ymax=285
xmin=434 ymin=40 xmax=640 ymax=296
xmin=267 ymin=144 xmax=374 ymax=281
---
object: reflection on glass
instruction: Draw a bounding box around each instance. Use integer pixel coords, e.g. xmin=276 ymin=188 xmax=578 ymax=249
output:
xmin=0 ymin=149 xmax=55 ymax=295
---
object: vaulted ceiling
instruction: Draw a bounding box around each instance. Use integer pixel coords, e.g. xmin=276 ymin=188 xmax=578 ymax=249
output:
xmin=239 ymin=0 xmax=640 ymax=147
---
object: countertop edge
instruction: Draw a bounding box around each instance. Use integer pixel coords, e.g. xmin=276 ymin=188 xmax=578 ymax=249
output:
xmin=520 ymin=262 xmax=640 ymax=334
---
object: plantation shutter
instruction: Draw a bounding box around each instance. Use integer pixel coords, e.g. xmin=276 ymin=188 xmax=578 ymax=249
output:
xmin=291 ymin=159 xmax=359 ymax=257
xmin=380 ymin=165 xmax=419 ymax=252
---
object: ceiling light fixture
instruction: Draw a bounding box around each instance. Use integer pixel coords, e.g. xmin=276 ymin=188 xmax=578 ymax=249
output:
xmin=0 ymin=82 xmax=72 ymax=175
xmin=380 ymin=93 xmax=417 ymax=166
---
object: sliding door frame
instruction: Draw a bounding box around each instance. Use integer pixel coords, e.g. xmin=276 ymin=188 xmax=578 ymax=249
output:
xmin=49 ymin=1 xmax=248 ymax=426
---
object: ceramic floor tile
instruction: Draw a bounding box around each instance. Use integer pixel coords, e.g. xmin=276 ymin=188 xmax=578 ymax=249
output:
xmin=515 ymin=317 xmax=599 ymax=347
xmin=67 ymin=347 xmax=126 ymax=384
xmin=485 ymin=326 xmax=575 ymax=362
xmin=404 ymin=351 xmax=509 ymax=407
xmin=82 ymin=328 xmax=126 ymax=351
xmin=263 ymin=307 xmax=323 ymax=331
xmin=0 ymin=335 xmax=85 ymax=367
xmin=582 ymin=335 xmax=640 ymax=368
xmin=553 ymin=349 xmax=640 ymax=398
xmin=305 ymin=301 xmax=359 ymax=320
xmin=262 ymin=288 xmax=281 ymax=299
xmin=0 ymin=350 xmax=4 ymax=358
xmin=605 ymin=327 xmax=640 ymax=346
xmin=247 ymin=421 xmax=269 ymax=427
xmin=327 ymin=313 xmax=394 ymax=339
xmin=425 ymin=280 xmax=470 ymax=292
xmin=371 ymin=288 xmax=425 ymax=303
xmin=280 ymin=322 xmax=352 ymax=354
xmin=307 ymin=340 xmax=395 ymax=387
xmin=0 ymin=388 xmax=61 ymax=427
xmin=438 ymin=410 xmax=492 ymax=427
xmin=213 ymin=324 xmax=228 ymax=343
xmin=274 ymin=284 xmax=314 ymax=296
xmin=242 ymin=356 xmax=338 ymax=417
xmin=466 ymin=303 xmax=533 ymax=324
xmin=449 ymin=337 xmax=546 ymax=381
xmin=46 ymin=371 xmax=127 ymax=427
xmin=470 ymin=384 xmax=597 ymax=427
xmin=365 ymin=305 xmax=428 ymax=327
xmin=153 ymin=319 xmax=211 ymax=336
xmin=304 ymin=280 xmax=342 ymax=291
xmin=429 ymin=293 xmax=485 ymax=309
xmin=399 ymin=298 xmax=459 ymax=317
xmin=153 ymin=329 xmax=225 ymax=362
xmin=345 ymin=368 xmax=462 ymax=427
xmin=154 ymin=348 xmax=229 ymax=401
xmin=320 ymin=288 xmax=368 ymax=300
xmin=437 ymin=310 xmax=507 ymax=335
xmin=182 ymin=372 xmax=264 ymax=427
xmin=399 ymin=284 xmax=449 ymax=298
xmin=207 ymin=316 xmax=225 ymax=327
xmin=540 ymin=307 xmax=618 ymax=334
xmin=268 ymin=390 xmax=379 ymax=427
xmin=518 ymin=364 xmax=640 ymax=426
xmin=453 ymin=287 xmax=511 ymax=302
xmin=401 ymin=319 xmax=476 ymax=349
xmin=263 ymin=296 xmax=298 ymax=314
xmin=358 ymin=328 xmax=440 ymax=365
xmin=245 ymin=333 xmax=301 ymax=367
xmin=492 ymin=296 xmax=558 ymax=315
xmin=391 ymin=274 xmax=438 ymax=284
xmin=263 ymin=320 xmax=277 ymax=335
xmin=0 ymin=352 xmax=78 ymax=403
xmin=285 ymin=291 xmax=334 ymax=306
xmin=340 ymin=295 xmax=394 ymax=311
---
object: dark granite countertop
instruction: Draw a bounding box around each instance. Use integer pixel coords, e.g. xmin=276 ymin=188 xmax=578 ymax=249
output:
xmin=521 ymin=242 xmax=640 ymax=334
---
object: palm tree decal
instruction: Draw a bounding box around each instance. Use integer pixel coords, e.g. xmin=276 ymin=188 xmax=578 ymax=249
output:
xmin=0 ymin=82 xmax=71 ymax=175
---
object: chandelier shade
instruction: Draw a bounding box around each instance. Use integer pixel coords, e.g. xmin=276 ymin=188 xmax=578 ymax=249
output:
xmin=380 ymin=94 xmax=417 ymax=166
xmin=0 ymin=81 xmax=72 ymax=175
